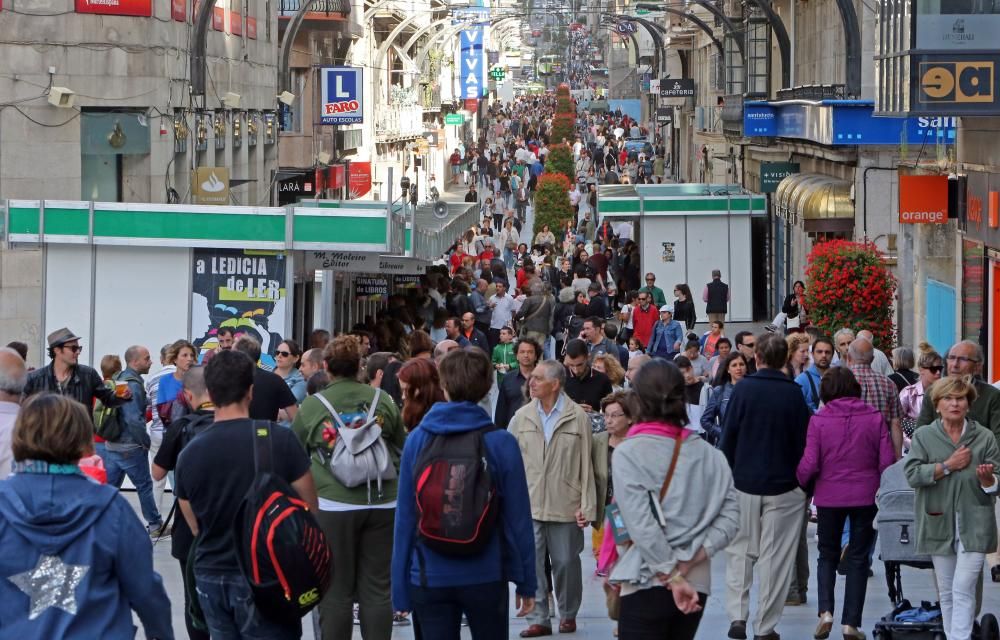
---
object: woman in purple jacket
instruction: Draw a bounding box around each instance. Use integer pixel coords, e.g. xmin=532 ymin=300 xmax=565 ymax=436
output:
xmin=796 ymin=367 xmax=896 ymax=640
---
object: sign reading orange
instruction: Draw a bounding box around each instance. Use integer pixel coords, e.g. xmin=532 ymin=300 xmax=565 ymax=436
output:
xmin=899 ymin=174 xmax=949 ymax=224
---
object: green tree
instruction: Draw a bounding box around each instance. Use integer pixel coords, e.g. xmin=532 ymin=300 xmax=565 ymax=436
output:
xmin=550 ymin=113 xmax=576 ymax=144
xmin=545 ymin=144 xmax=575 ymax=182
xmin=534 ymin=173 xmax=574 ymax=235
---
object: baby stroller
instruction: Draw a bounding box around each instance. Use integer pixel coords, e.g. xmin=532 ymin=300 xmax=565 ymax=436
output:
xmin=873 ymin=459 xmax=1000 ymax=639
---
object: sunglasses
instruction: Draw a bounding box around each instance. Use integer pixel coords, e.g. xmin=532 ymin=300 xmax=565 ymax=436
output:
xmin=925 ymin=365 xmax=944 ymax=374
xmin=742 ymin=342 xmax=756 ymax=349
xmin=275 ymin=350 xmax=292 ymax=357
xmin=61 ymin=344 xmax=83 ymax=353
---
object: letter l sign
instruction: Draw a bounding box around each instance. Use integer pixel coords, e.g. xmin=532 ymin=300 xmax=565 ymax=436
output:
xmin=335 ymin=76 xmax=350 ymax=98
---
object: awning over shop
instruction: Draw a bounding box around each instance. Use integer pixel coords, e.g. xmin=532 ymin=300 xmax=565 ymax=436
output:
xmin=596 ymin=183 xmax=765 ymax=218
xmin=774 ymin=173 xmax=854 ymax=233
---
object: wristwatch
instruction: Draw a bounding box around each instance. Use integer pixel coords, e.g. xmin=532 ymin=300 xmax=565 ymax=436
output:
xmin=942 ymin=462 xmax=952 ymax=476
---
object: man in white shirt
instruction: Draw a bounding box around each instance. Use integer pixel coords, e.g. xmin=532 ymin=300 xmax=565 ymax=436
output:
xmin=857 ymin=329 xmax=895 ymax=377
xmin=488 ymin=280 xmax=517 ymax=350
xmin=0 ymin=347 xmax=26 ymax=480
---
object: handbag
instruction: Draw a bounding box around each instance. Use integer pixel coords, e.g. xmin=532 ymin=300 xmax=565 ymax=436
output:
xmin=605 ymin=434 xmax=685 ymax=613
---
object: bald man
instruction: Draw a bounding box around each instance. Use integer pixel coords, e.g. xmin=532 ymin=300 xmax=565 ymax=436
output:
xmin=434 ymin=339 xmax=460 ymax=362
xmin=847 ymin=338 xmax=903 ymax=457
xmin=0 ymin=347 xmax=26 ymax=479
xmin=856 ymin=329 xmax=894 ymax=377
xmin=625 ymin=354 xmax=651 ymax=388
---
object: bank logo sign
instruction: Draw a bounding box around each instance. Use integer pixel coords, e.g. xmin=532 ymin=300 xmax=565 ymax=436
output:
xmin=320 ymin=67 xmax=363 ymax=125
xmin=911 ymin=55 xmax=1000 ymax=115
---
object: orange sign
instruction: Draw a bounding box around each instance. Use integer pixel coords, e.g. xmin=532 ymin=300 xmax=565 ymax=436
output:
xmin=899 ymin=174 xmax=948 ymax=224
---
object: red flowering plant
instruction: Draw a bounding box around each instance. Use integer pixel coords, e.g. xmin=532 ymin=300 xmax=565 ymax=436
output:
xmin=804 ymin=240 xmax=897 ymax=350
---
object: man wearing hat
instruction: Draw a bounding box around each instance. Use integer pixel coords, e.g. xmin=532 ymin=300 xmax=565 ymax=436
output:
xmin=23 ymin=328 xmax=128 ymax=413
xmin=646 ymin=305 xmax=684 ymax=360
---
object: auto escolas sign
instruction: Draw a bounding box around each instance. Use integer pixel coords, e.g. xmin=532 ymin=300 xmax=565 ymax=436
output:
xmin=320 ymin=67 xmax=364 ymax=125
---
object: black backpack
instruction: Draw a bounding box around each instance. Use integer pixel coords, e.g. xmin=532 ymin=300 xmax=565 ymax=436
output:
xmin=414 ymin=430 xmax=498 ymax=556
xmin=232 ymin=422 xmax=332 ymax=625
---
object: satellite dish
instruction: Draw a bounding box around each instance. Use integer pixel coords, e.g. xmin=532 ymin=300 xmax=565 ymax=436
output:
xmin=433 ymin=201 xmax=449 ymax=219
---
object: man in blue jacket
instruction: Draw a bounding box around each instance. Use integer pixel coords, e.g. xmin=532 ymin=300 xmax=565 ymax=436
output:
xmin=647 ymin=305 xmax=684 ymax=360
xmin=392 ymin=348 xmax=536 ymax=638
xmin=796 ymin=336 xmax=834 ymax=412
xmin=720 ymin=332 xmax=810 ymax=640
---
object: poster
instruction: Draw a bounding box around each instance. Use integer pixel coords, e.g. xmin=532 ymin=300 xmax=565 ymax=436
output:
xmin=191 ymin=249 xmax=287 ymax=368
xmin=354 ymin=276 xmax=389 ymax=301
xmin=348 ymin=161 xmax=372 ymax=199
xmin=76 ymin=0 xmax=151 ymax=16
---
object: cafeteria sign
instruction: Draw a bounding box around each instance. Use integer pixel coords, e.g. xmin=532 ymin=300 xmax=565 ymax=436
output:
xmin=320 ymin=67 xmax=363 ymax=125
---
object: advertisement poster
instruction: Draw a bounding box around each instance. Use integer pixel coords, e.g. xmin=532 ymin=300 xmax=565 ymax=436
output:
xmin=348 ymin=161 xmax=372 ymax=199
xmin=320 ymin=67 xmax=364 ymax=125
xmin=354 ymin=276 xmax=389 ymax=301
xmin=191 ymin=249 xmax=287 ymax=368
xmin=76 ymin=0 xmax=151 ymax=16
xmin=171 ymin=0 xmax=185 ymax=21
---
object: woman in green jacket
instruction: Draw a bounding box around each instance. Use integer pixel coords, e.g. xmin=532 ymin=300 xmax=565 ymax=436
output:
xmin=904 ymin=376 xmax=1000 ymax=640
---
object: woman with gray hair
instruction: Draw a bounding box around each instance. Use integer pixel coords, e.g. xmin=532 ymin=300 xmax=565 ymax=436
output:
xmin=889 ymin=346 xmax=918 ymax=392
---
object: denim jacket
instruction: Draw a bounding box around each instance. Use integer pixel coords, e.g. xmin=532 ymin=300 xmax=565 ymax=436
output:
xmin=648 ymin=319 xmax=683 ymax=358
xmin=105 ymin=368 xmax=150 ymax=451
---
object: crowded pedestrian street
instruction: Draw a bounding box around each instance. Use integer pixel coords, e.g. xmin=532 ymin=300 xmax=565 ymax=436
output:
xmin=3 ymin=0 xmax=1000 ymax=638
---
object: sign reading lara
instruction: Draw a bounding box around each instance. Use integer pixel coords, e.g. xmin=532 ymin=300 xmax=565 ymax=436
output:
xmin=660 ymin=78 xmax=695 ymax=98
xmin=320 ymin=67 xmax=364 ymax=125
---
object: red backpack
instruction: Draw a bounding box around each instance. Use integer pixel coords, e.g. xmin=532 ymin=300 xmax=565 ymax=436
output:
xmin=414 ymin=430 xmax=499 ymax=555
xmin=232 ymin=422 xmax=332 ymax=624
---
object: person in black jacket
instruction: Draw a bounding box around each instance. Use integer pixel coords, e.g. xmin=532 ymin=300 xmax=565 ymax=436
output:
xmin=495 ymin=337 xmax=541 ymax=429
xmin=672 ymin=283 xmax=697 ymax=331
xmin=23 ymin=327 xmax=127 ymax=415
xmin=719 ymin=332 xmax=810 ymax=640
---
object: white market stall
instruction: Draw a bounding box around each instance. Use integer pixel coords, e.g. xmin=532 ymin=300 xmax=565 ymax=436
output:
xmin=597 ymin=184 xmax=766 ymax=323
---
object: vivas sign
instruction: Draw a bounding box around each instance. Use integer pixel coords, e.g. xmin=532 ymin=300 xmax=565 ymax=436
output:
xmin=460 ymin=29 xmax=485 ymax=100
xmin=320 ymin=67 xmax=363 ymax=125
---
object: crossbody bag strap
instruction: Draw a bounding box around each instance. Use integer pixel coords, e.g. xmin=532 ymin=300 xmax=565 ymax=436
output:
xmin=251 ymin=420 xmax=273 ymax=475
xmin=659 ymin=435 xmax=684 ymax=501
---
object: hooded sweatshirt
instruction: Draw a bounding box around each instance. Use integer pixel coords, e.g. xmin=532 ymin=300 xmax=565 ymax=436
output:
xmin=391 ymin=401 xmax=536 ymax=612
xmin=0 ymin=472 xmax=173 ymax=639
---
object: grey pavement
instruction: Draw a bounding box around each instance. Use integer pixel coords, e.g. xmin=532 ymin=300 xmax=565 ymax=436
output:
xmin=128 ymin=490 xmax=1000 ymax=639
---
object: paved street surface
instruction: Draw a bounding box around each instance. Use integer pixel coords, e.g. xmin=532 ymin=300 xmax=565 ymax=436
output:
xmin=129 ymin=493 xmax=1000 ymax=639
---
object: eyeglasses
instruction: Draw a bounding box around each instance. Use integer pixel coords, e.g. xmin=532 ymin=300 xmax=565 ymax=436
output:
xmin=645 ymin=277 xmax=655 ymax=282
xmin=604 ymin=412 xmax=625 ymax=420
xmin=61 ymin=345 xmax=83 ymax=353
xmin=742 ymin=342 xmax=756 ymax=349
xmin=946 ymin=355 xmax=980 ymax=365
xmin=925 ymin=365 xmax=944 ymax=374
xmin=275 ymin=350 xmax=292 ymax=357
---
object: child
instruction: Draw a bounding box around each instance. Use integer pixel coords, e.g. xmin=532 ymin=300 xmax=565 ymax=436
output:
xmin=491 ymin=326 xmax=517 ymax=383
xmin=627 ymin=337 xmax=645 ymax=361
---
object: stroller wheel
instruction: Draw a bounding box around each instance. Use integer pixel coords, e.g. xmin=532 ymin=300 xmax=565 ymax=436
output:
xmin=980 ymin=613 xmax=1000 ymax=640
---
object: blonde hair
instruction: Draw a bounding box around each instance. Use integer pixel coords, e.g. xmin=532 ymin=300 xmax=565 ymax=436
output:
xmin=929 ymin=375 xmax=978 ymax=407
xmin=12 ymin=394 xmax=94 ymax=464
xmin=785 ymin=333 xmax=811 ymax=363
xmin=598 ymin=352 xmax=626 ymax=387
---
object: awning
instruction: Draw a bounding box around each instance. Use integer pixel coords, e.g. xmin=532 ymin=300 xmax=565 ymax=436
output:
xmin=774 ymin=172 xmax=854 ymax=233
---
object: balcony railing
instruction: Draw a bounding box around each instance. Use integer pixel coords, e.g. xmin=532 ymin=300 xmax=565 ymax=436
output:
xmin=775 ymin=84 xmax=847 ymax=101
xmin=375 ymin=105 xmax=424 ymax=142
xmin=278 ymin=0 xmax=346 ymax=17
xmin=720 ymin=93 xmax=744 ymax=138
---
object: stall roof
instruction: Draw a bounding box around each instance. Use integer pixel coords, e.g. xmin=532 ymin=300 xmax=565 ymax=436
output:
xmin=597 ymin=183 xmax=766 ymax=218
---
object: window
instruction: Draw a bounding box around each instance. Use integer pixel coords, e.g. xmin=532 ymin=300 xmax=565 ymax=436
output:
xmin=280 ymin=69 xmax=306 ymax=133
xmin=745 ymin=10 xmax=770 ymax=98
xmin=725 ymin=32 xmax=744 ymax=95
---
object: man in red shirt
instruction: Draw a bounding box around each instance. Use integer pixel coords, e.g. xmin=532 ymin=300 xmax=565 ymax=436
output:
xmin=631 ymin=291 xmax=659 ymax=348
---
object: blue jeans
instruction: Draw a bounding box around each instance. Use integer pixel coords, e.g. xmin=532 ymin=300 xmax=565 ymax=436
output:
xmin=102 ymin=445 xmax=162 ymax=528
xmin=409 ymin=580 xmax=508 ymax=640
xmin=195 ymin=572 xmax=301 ymax=640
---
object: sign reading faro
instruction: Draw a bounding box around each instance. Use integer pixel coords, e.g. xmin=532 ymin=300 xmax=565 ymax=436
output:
xmin=320 ymin=67 xmax=364 ymax=125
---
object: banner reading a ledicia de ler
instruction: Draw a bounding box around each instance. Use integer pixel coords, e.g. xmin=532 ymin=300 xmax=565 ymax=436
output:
xmin=76 ymin=0 xmax=151 ymax=16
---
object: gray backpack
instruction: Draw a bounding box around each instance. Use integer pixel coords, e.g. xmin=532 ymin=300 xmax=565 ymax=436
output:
xmin=313 ymin=389 xmax=396 ymax=502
